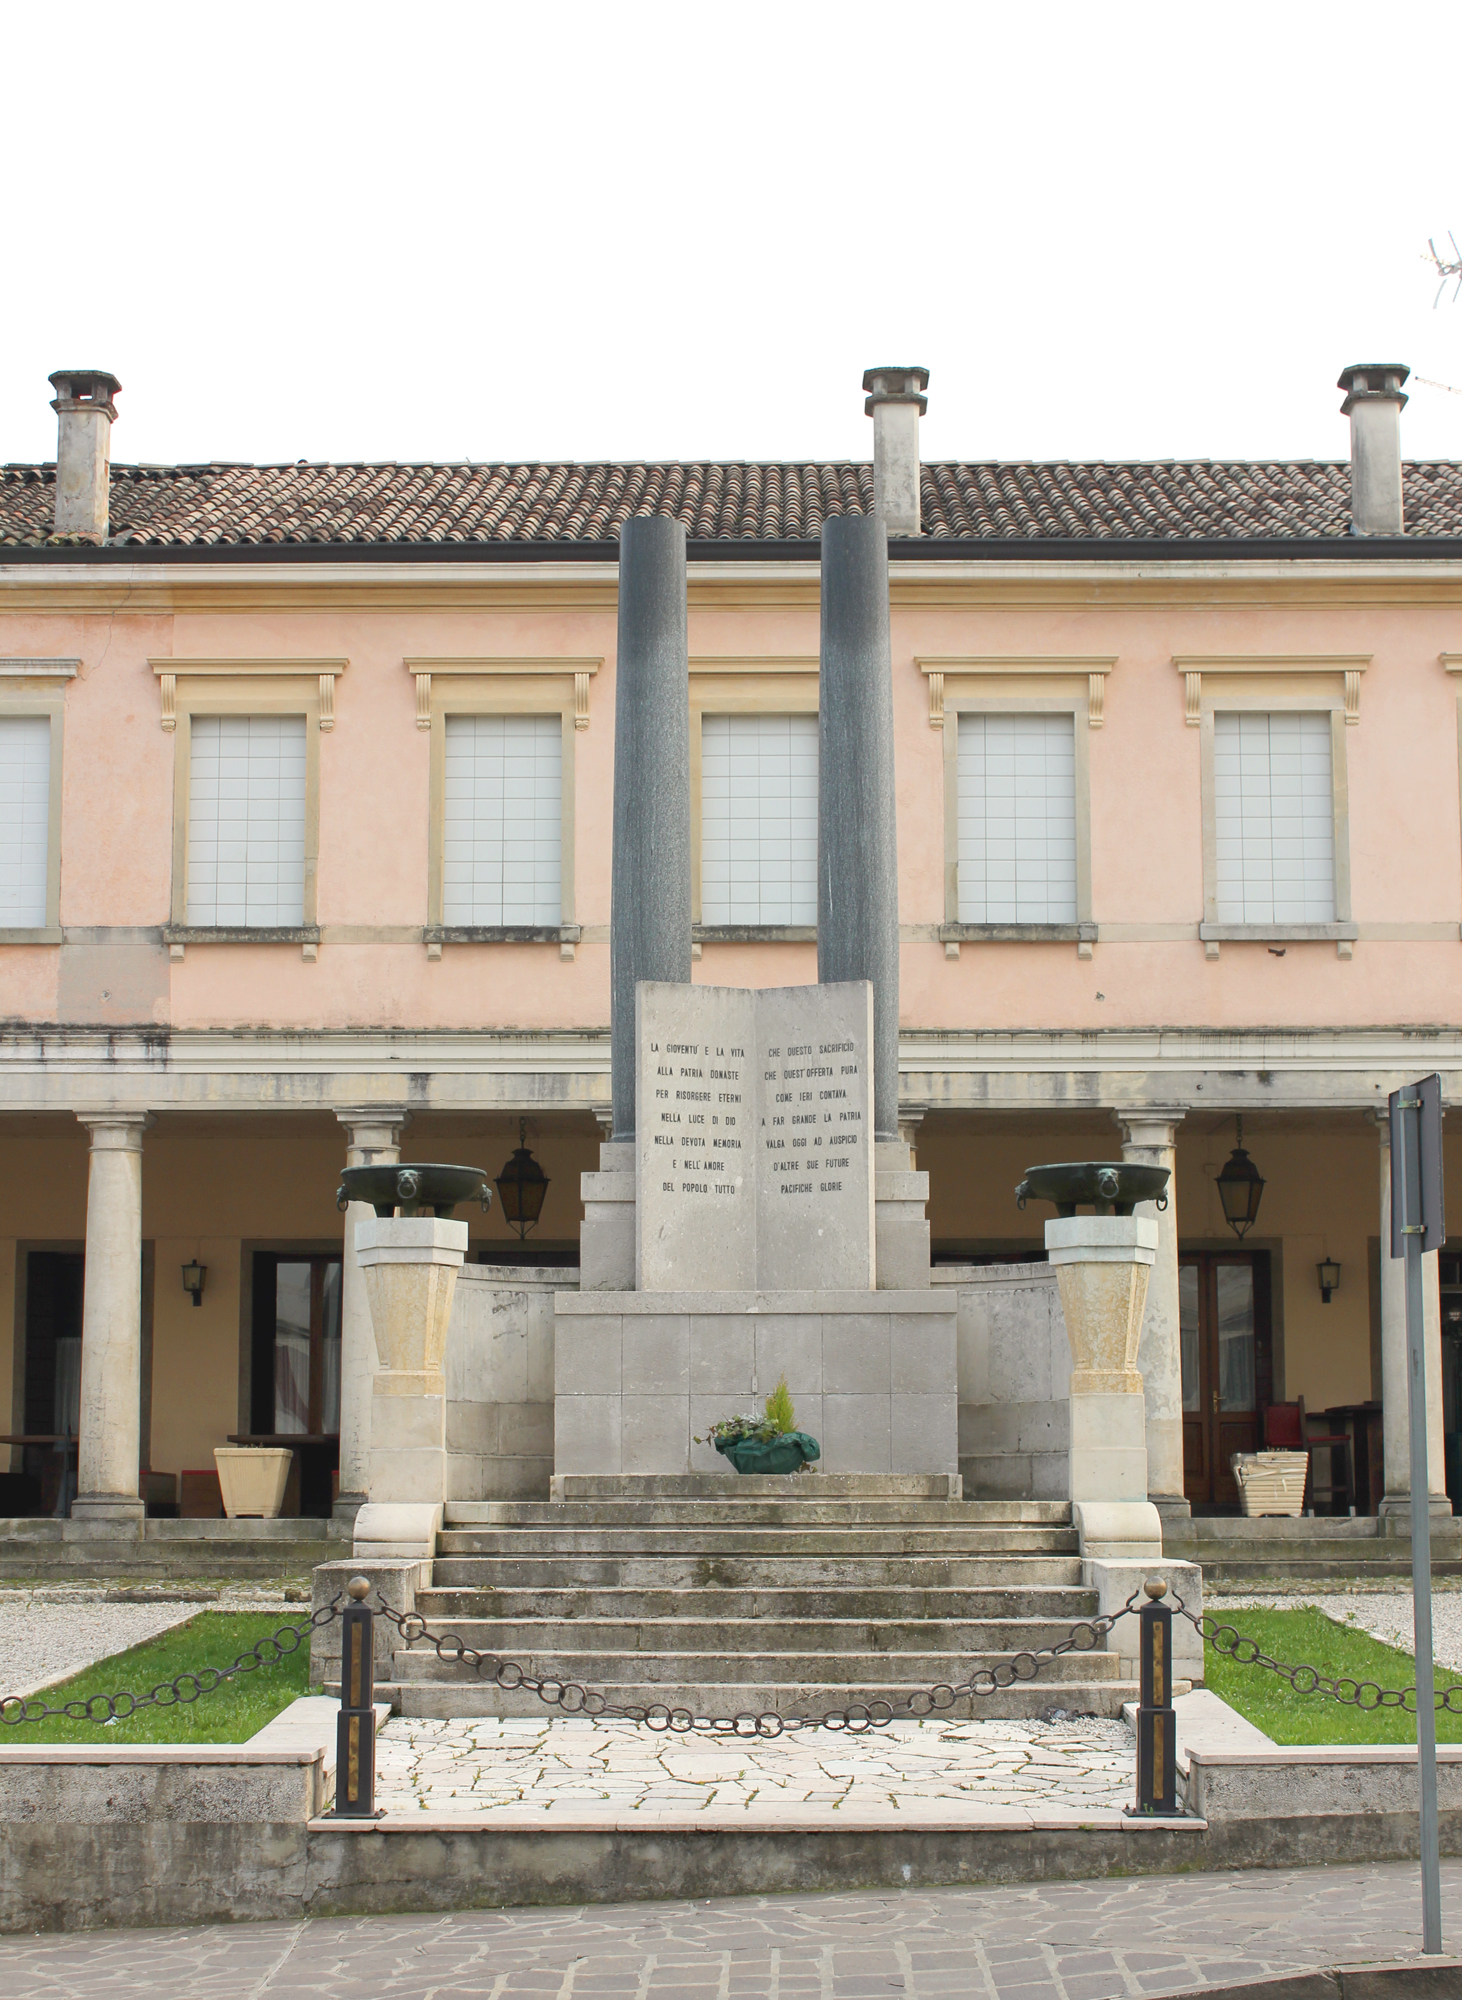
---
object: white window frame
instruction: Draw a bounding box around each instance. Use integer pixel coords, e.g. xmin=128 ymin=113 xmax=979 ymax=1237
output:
xmin=689 ymin=657 xmax=820 ymax=944
xmin=408 ymin=658 xmax=599 ymax=960
xmin=1174 ymin=656 xmax=1365 ymax=960
xmin=0 ymin=659 xmax=73 ymax=943
xmin=919 ymin=658 xmax=1109 ymax=960
xmin=150 ymin=658 xmax=346 ymax=961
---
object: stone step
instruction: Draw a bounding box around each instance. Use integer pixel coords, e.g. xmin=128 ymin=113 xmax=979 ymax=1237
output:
xmin=444 ymin=1499 xmax=1070 ymax=1528
xmin=394 ymin=1676 xmax=1137 ymax=1721
xmin=435 ymin=1527 xmax=1080 ymax=1557
xmin=428 ymin=1554 xmax=1087 ymax=1589
xmin=393 ymin=1646 xmax=1128 ymax=1686
xmin=540 ymin=1473 xmax=971 ymax=1502
xmin=416 ymin=1584 xmax=1097 ymax=1621
xmin=403 ymin=1614 xmax=1105 ymax=1653
xmin=1183 ymin=1554 xmax=1462 ymax=1583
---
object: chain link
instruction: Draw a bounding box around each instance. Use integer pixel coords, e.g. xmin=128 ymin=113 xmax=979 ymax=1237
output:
xmin=372 ymin=1587 xmax=1145 ymax=1736
xmin=1170 ymin=1589 xmax=1462 ymax=1716
xmin=0 ymin=1598 xmax=344 ymax=1728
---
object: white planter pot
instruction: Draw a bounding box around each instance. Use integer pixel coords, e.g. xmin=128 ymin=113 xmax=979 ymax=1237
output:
xmin=1232 ymin=1449 xmax=1308 ymax=1518
xmin=214 ymin=1446 xmax=294 ymax=1519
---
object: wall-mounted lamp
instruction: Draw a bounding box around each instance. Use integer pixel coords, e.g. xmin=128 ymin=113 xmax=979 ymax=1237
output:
xmin=1317 ymin=1257 xmax=1341 ymax=1305
xmin=181 ymin=1259 xmax=207 ymax=1308
xmin=1216 ymin=1115 xmax=1266 ymax=1239
xmin=495 ymin=1119 xmax=550 ymax=1240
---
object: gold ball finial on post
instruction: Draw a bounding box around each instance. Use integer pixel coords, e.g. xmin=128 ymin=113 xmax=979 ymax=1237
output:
xmin=347 ymin=1576 xmax=372 ymax=1602
xmin=1144 ymin=1576 xmax=1169 ymax=1601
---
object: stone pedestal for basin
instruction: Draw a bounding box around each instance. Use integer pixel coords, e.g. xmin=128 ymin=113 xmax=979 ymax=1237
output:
xmin=1046 ymin=1212 xmax=1163 ymax=1560
xmin=352 ymin=1215 xmax=467 ymax=1559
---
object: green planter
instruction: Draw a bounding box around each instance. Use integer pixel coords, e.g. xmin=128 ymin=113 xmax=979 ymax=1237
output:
xmin=714 ymin=1431 xmax=821 ymax=1476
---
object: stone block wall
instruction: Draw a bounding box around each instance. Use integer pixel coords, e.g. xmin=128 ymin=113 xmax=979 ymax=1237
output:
xmin=934 ymin=1262 xmax=1071 ymax=1500
xmin=553 ymin=1291 xmax=958 ymax=1476
xmin=445 ymin=1266 xmax=571 ymax=1501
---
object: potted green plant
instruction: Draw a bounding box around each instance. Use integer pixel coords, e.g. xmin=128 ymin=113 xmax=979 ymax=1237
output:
xmin=696 ymin=1375 xmax=820 ymax=1476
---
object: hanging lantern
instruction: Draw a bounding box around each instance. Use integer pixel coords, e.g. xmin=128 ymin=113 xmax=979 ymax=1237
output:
xmin=495 ymin=1119 xmax=550 ymax=1239
xmin=1316 ymin=1257 xmax=1341 ymax=1304
xmin=1216 ymin=1115 xmax=1265 ymax=1239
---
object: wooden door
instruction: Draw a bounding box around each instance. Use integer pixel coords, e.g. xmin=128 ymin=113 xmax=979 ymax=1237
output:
xmin=1181 ymin=1252 xmax=1265 ymax=1507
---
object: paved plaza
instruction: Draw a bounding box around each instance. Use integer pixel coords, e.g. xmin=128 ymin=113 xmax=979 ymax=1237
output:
xmin=4 ymin=1863 xmax=1454 ymax=1997
xmin=371 ymin=1714 xmax=1138 ymax=1823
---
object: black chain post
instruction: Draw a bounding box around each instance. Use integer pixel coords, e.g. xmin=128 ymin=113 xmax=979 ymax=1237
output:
xmin=1130 ymin=1576 xmax=1177 ymax=1815
xmin=333 ymin=1577 xmax=379 ymax=1818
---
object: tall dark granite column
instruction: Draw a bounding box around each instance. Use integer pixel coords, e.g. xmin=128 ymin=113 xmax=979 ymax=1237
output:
xmin=611 ymin=514 xmax=691 ymax=1142
xmin=817 ymin=512 xmax=899 ymax=1142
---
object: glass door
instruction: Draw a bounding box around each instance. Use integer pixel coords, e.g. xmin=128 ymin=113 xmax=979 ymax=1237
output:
xmin=1181 ymin=1252 xmax=1266 ymax=1507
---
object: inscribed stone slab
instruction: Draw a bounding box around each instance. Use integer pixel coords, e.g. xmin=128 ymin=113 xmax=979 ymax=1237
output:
xmin=635 ymin=980 xmax=873 ymax=1291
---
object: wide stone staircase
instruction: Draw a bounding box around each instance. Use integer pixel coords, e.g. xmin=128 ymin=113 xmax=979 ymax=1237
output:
xmin=391 ymin=1474 xmax=1136 ymax=1721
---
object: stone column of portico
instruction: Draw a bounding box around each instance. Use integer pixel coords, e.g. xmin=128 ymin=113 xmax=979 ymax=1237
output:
xmin=334 ymin=1107 xmax=410 ymax=1523
xmin=1372 ymin=1110 xmax=1449 ymax=1521
xmin=72 ymin=1113 xmax=152 ymax=1526
xmin=1116 ymin=1109 xmax=1188 ymax=1519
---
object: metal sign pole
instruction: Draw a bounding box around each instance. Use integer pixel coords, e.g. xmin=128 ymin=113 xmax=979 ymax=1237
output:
xmin=1391 ymin=1076 xmax=1444 ymax=1955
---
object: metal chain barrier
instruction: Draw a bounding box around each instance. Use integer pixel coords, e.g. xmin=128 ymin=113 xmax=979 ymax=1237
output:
xmin=1171 ymin=1589 xmax=1462 ymax=1715
xmin=0 ymin=1597 xmax=344 ymax=1728
xmin=371 ymin=1586 xmax=1146 ymax=1737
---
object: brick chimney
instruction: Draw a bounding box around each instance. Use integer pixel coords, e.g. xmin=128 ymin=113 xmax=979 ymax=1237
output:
xmin=49 ymin=369 xmax=121 ymax=543
xmin=1337 ymin=363 xmax=1407 ymax=536
xmin=863 ymin=366 xmax=928 ymax=538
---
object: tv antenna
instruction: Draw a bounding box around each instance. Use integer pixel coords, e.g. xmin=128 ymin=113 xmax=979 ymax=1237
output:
xmin=1426 ymin=232 xmax=1462 ymax=306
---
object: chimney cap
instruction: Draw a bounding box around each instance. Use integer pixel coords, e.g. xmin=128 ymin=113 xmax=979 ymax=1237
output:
xmin=863 ymin=365 xmax=929 ymax=416
xmin=1338 ymin=362 xmax=1408 ymax=415
xmin=48 ymin=369 xmax=121 ymax=421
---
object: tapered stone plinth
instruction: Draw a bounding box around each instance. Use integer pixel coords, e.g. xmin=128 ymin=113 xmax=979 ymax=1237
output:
xmin=1046 ymin=1214 xmax=1161 ymax=1560
xmin=354 ymin=1216 xmax=467 ymax=1559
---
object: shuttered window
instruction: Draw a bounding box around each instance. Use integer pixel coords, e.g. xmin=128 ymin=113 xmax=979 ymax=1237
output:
xmin=0 ymin=715 xmax=50 ymax=928
xmin=1213 ymin=712 xmax=1334 ymax=924
xmin=957 ymin=712 xmax=1077 ymax=923
xmin=186 ymin=714 xmax=307 ymax=926
xmin=701 ymin=713 xmax=818 ymax=926
xmin=443 ymin=713 xmax=562 ymax=925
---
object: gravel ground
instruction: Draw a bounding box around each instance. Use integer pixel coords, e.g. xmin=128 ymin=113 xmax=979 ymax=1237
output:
xmin=0 ymin=1584 xmax=301 ymax=1702
xmin=1216 ymin=1584 xmax=1462 ymax=1673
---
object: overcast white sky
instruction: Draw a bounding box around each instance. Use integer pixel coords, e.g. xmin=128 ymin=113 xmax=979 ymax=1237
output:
xmin=4 ymin=0 xmax=1462 ymax=472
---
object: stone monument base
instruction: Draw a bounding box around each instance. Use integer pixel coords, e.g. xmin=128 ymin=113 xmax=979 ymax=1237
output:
xmin=553 ymin=1289 xmax=957 ymax=1477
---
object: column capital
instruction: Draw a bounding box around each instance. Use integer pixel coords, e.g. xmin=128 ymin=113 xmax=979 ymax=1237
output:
xmin=75 ymin=1110 xmax=153 ymax=1149
xmin=1113 ymin=1107 xmax=1186 ymax=1148
xmin=335 ymin=1106 xmax=411 ymax=1152
xmin=1369 ymin=1105 xmax=1392 ymax=1139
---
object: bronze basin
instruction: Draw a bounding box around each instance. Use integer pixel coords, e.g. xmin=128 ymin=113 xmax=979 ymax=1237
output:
xmin=337 ymin=1163 xmax=493 ymax=1218
xmin=1014 ymin=1160 xmax=1170 ymax=1217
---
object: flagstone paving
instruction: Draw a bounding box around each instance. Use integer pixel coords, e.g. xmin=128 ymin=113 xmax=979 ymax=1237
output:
xmin=4 ymin=1862 xmax=1454 ymax=1996
xmin=371 ymin=1714 xmax=1138 ymax=1821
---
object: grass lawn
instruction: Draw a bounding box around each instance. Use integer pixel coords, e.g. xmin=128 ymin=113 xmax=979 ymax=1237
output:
xmin=0 ymin=1612 xmax=317 ymax=1745
xmin=1206 ymin=1605 xmax=1462 ymax=1745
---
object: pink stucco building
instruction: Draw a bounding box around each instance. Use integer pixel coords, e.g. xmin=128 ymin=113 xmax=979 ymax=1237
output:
xmin=3 ymin=360 xmax=1461 ymax=1550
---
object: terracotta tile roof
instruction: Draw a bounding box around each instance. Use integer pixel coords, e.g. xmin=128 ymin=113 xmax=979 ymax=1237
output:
xmin=4 ymin=457 xmax=1462 ymax=548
